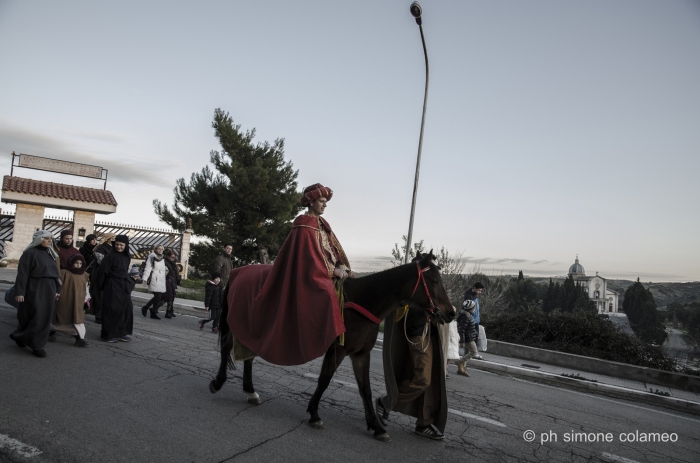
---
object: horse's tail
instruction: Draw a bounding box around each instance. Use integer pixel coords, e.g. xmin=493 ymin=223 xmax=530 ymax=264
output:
xmin=218 ymin=282 xmax=235 ymax=371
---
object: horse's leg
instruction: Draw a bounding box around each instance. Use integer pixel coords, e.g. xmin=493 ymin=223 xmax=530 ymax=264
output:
xmin=209 ymin=332 xmax=233 ymax=393
xmin=242 ymin=359 xmax=260 ymax=404
xmin=350 ymin=351 xmax=391 ymax=442
xmin=306 ymin=344 xmax=346 ymax=429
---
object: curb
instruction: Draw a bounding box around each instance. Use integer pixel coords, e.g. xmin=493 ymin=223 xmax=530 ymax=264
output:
xmin=469 ymin=359 xmax=700 ymax=416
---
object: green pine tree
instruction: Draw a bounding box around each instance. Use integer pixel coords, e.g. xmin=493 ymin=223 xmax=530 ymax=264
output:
xmin=154 ymin=108 xmax=303 ymax=270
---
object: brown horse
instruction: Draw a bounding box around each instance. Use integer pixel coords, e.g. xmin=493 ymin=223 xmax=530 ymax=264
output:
xmin=208 ymin=252 xmax=455 ymax=441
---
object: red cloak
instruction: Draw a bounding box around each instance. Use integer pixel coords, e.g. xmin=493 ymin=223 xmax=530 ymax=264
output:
xmin=226 ymin=214 xmax=350 ymax=366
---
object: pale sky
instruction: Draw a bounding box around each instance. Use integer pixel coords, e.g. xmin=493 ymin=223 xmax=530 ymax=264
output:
xmin=1 ymin=0 xmax=698 ymax=281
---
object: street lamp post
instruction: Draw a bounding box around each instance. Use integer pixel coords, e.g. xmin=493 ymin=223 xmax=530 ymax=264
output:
xmin=404 ymin=1 xmax=429 ymax=264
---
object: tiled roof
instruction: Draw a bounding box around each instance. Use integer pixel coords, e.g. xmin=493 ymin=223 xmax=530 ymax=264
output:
xmin=2 ymin=176 xmax=118 ymax=206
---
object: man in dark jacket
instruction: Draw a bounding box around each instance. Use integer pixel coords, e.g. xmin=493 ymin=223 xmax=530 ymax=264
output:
xmin=213 ymin=245 xmax=233 ymax=290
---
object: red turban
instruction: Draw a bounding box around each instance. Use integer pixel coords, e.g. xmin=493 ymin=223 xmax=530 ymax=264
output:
xmin=300 ymin=183 xmax=333 ymax=207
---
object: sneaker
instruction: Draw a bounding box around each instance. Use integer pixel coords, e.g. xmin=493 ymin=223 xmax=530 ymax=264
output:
xmin=119 ymin=335 xmax=132 ymax=342
xmin=198 ymin=320 xmax=205 ymax=330
xmin=445 ymin=374 xmax=450 ymax=379
xmin=32 ymin=349 xmax=47 ymax=358
xmin=415 ymin=424 xmax=444 ymax=440
xmin=48 ymin=331 xmax=57 ymax=342
xmin=375 ymin=397 xmax=389 ymax=428
xmin=74 ymin=338 xmax=89 ymax=347
xmin=473 ymin=355 xmax=483 ymax=360
xmin=211 ymin=328 xmax=219 ymax=334
xmin=103 ymin=338 xmax=118 ymax=343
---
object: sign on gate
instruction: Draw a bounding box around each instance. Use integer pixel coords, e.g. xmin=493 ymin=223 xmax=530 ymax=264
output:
xmin=18 ymin=154 xmax=103 ymax=179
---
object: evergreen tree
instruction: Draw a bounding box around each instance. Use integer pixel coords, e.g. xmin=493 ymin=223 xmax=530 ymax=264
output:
xmin=623 ymin=278 xmax=667 ymax=344
xmin=154 ymin=109 xmax=303 ymax=270
xmin=541 ymin=276 xmax=595 ymax=313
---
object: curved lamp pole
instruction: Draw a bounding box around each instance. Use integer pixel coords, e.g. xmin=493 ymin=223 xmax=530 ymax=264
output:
xmin=404 ymin=1 xmax=429 ymax=264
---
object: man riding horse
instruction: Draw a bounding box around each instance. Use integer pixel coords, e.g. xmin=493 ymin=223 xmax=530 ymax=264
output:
xmin=226 ymin=183 xmax=354 ymax=365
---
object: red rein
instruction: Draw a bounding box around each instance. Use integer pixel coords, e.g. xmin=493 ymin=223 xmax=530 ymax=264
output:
xmin=344 ymin=262 xmax=437 ymax=325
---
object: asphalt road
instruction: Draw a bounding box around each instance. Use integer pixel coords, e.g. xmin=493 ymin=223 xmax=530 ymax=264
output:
xmin=1 ymin=282 xmax=699 ymax=463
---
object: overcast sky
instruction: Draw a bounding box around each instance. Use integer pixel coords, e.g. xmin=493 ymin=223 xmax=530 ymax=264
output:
xmin=1 ymin=0 xmax=698 ymax=281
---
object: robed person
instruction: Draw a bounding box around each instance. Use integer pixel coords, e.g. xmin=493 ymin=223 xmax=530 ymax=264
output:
xmin=79 ymin=234 xmax=97 ymax=274
xmin=9 ymin=230 xmax=62 ymax=358
xmin=94 ymin=235 xmax=135 ymax=342
xmin=56 ymin=229 xmax=81 ymax=269
xmin=51 ymin=254 xmax=90 ymax=347
xmin=87 ymin=233 xmax=115 ymax=323
xmin=376 ymin=303 xmax=448 ymax=439
xmin=226 ymin=183 xmax=353 ymax=366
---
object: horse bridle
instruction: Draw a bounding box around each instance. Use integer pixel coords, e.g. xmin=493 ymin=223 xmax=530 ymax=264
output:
xmin=410 ymin=262 xmax=439 ymax=320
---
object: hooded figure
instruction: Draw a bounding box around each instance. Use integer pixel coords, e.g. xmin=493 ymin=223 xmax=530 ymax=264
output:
xmin=87 ymin=233 xmax=115 ymax=322
xmin=79 ymin=233 xmax=98 ymax=274
xmin=51 ymin=254 xmax=90 ymax=346
xmin=94 ymin=234 xmax=135 ymax=342
xmin=9 ymin=230 xmax=62 ymax=357
xmin=57 ymin=229 xmax=81 ymax=269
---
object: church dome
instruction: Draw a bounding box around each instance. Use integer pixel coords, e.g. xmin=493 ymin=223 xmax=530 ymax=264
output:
xmin=568 ymin=255 xmax=585 ymax=276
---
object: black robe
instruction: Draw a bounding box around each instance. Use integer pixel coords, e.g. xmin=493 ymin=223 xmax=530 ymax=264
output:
xmin=13 ymin=246 xmax=61 ymax=350
xmin=94 ymin=248 xmax=134 ymax=339
xmin=88 ymin=242 xmax=112 ymax=318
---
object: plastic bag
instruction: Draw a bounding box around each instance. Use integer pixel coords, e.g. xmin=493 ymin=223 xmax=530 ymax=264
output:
xmin=477 ymin=325 xmax=487 ymax=351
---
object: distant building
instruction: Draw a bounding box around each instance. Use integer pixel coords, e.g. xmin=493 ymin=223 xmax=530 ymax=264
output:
xmin=567 ymin=255 xmax=619 ymax=314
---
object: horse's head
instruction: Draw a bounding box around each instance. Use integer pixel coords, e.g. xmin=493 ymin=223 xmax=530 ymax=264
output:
xmin=404 ymin=250 xmax=456 ymax=324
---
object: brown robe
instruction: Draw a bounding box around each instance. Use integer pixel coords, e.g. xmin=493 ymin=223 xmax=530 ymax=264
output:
xmin=54 ymin=270 xmax=89 ymax=325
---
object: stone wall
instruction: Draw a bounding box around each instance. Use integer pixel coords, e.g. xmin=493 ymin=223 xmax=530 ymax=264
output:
xmin=73 ymin=210 xmax=95 ymax=246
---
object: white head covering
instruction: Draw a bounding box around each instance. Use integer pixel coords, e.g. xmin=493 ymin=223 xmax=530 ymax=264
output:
xmin=24 ymin=230 xmax=59 ymax=260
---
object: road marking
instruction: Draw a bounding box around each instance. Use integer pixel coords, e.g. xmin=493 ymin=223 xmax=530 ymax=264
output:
xmin=601 ymin=452 xmax=641 ymax=463
xmin=304 ymin=374 xmax=508 ymax=428
xmin=137 ymin=333 xmax=170 ymax=342
xmin=0 ymin=433 xmax=42 ymax=458
xmin=304 ymin=373 xmax=357 ymax=388
xmin=447 ymin=408 xmax=507 ymax=428
xmin=506 ymin=375 xmax=700 ymax=424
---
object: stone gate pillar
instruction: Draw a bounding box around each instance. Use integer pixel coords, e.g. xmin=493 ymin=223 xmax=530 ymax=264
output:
xmin=4 ymin=203 xmax=45 ymax=260
xmin=73 ymin=210 xmax=96 ymax=247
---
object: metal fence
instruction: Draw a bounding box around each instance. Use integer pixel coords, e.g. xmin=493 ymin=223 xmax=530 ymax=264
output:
xmin=43 ymin=216 xmax=74 ymax=239
xmin=0 ymin=215 xmax=15 ymax=259
xmin=94 ymin=222 xmax=183 ymax=261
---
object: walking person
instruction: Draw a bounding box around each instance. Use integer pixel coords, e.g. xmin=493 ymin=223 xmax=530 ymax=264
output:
xmin=444 ymin=317 xmax=466 ymax=378
xmin=213 ymin=244 xmax=233 ymax=295
xmin=50 ymin=254 xmax=90 ymax=347
xmin=140 ymin=245 xmax=166 ymax=320
xmin=457 ymin=300 xmax=478 ymax=377
xmin=198 ymin=272 xmax=221 ymax=333
xmin=94 ymin=235 xmax=136 ymax=342
xmin=88 ymin=233 xmax=115 ymax=324
xmin=461 ymin=282 xmax=484 ymax=359
xmin=162 ymin=249 xmax=181 ymax=319
xmin=9 ymin=230 xmax=62 ymax=358
xmin=56 ymin=229 xmax=81 ymax=269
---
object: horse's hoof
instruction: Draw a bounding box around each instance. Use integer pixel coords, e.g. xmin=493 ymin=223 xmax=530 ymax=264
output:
xmin=209 ymin=381 xmax=220 ymax=394
xmin=247 ymin=392 xmax=261 ymax=405
xmin=374 ymin=432 xmax=391 ymax=442
xmin=309 ymin=420 xmax=325 ymax=430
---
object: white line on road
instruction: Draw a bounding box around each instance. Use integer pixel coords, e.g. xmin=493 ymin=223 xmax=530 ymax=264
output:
xmin=304 ymin=374 xmax=508 ymax=428
xmin=447 ymin=409 xmax=508 ymax=428
xmin=137 ymin=333 xmax=170 ymax=342
xmin=0 ymin=433 xmax=42 ymax=458
xmin=601 ymin=452 xmax=641 ymax=463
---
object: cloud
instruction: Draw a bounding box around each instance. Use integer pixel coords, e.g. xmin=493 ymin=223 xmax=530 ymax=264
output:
xmin=0 ymin=121 xmax=172 ymax=187
xmin=532 ymin=260 xmax=549 ymax=265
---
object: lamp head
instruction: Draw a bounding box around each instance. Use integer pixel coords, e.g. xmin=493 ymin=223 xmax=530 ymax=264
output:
xmin=410 ymin=2 xmax=422 ymax=25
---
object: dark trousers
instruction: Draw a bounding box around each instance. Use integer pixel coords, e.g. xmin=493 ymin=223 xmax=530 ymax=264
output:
xmin=143 ymin=292 xmax=164 ymax=315
xmin=201 ymin=308 xmax=221 ymax=329
xmin=395 ymin=335 xmax=435 ymax=427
